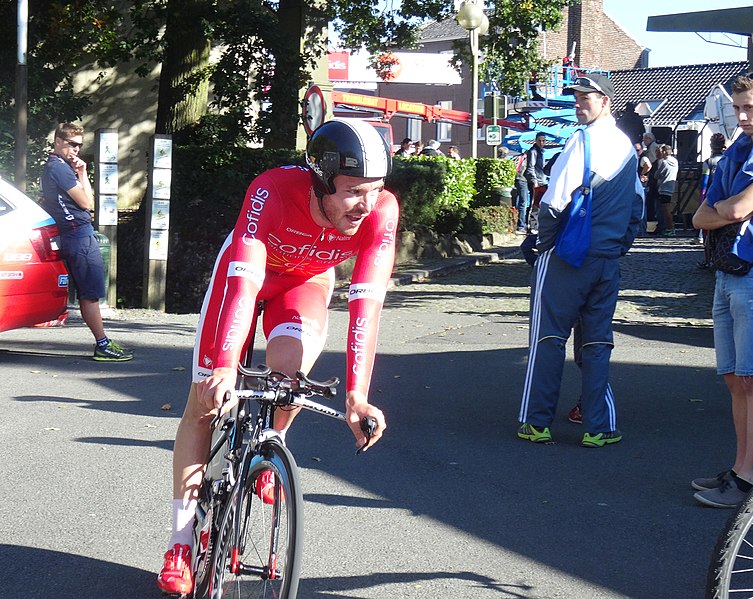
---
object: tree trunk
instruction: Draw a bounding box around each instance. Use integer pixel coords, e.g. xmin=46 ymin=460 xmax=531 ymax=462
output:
xmin=264 ymin=0 xmax=305 ymax=149
xmin=155 ymin=0 xmax=212 ymax=142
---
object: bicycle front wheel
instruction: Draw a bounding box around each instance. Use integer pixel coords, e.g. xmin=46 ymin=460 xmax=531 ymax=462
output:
xmin=210 ymin=440 xmax=303 ymax=599
xmin=707 ymin=489 xmax=753 ymax=598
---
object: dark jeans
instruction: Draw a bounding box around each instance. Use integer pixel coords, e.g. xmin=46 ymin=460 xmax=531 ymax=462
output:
xmin=513 ymin=178 xmax=530 ymax=230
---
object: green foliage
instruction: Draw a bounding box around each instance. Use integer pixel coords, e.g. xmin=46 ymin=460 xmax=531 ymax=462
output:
xmin=388 ymin=156 xmax=475 ymax=234
xmin=0 ymin=0 xmax=165 ymax=183
xmin=469 ymin=205 xmax=516 ymax=234
xmin=455 ymin=0 xmax=570 ymax=97
xmin=1 ymin=0 xmax=563 ymax=181
xmin=474 ymin=157 xmax=516 ymax=206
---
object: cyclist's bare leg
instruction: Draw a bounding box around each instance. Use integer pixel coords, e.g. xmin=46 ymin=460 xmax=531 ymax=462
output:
xmin=172 ymin=383 xmax=215 ymax=500
xmin=265 ymin=334 xmax=322 ymax=433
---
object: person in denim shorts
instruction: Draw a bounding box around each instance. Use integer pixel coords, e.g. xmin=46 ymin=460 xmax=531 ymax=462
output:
xmin=692 ymin=74 xmax=753 ymax=507
xmin=41 ymin=123 xmax=133 ymax=361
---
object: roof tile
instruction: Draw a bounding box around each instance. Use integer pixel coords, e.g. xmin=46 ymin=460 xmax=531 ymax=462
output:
xmin=610 ymin=61 xmax=748 ymax=126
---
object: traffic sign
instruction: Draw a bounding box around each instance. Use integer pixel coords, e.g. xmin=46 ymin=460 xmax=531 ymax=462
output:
xmin=302 ymin=85 xmax=327 ymax=136
xmin=486 ymin=124 xmax=502 ymax=146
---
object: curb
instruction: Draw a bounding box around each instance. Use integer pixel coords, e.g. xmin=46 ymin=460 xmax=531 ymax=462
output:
xmin=333 ymin=243 xmax=522 ymax=302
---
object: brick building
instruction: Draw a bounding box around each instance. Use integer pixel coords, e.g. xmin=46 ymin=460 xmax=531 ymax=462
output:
xmin=544 ymin=0 xmax=647 ymax=71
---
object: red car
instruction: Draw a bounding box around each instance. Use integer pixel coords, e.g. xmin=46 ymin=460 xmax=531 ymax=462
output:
xmin=0 ymin=178 xmax=69 ymax=332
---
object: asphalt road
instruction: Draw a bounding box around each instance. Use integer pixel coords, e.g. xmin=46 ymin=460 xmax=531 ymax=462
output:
xmin=0 ymin=235 xmax=734 ymax=598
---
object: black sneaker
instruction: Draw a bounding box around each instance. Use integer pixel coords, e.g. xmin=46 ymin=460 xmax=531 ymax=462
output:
xmin=691 ymin=470 xmax=733 ymax=492
xmin=93 ymin=339 xmax=134 ymax=362
xmin=694 ymin=478 xmax=749 ymax=508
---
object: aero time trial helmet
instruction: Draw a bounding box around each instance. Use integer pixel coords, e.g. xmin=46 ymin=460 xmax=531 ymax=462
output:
xmin=306 ymin=119 xmax=392 ymax=196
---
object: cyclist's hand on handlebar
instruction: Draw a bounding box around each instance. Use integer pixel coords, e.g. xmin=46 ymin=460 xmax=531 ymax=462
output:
xmin=345 ymin=391 xmax=385 ymax=453
xmin=196 ymin=367 xmax=237 ymax=415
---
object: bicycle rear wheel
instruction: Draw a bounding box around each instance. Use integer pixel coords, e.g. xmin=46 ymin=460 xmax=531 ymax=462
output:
xmin=210 ymin=440 xmax=303 ymax=599
xmin=707 ymin=489 xmax=753 ymax=598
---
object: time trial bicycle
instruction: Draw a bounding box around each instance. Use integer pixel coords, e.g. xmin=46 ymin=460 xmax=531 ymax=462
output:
xmin=187 ymin=303 xmax=376 ymax=599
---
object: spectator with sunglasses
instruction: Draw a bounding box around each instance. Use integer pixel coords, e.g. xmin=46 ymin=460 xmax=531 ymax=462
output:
xmin=41 ymin=123 xmax=133 ymax=361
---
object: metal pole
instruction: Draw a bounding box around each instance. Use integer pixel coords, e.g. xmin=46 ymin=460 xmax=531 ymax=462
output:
xmin=492 ymin=94 xmax=498 ymax=160
xmin=470 ymin=27 xmax=479 ymax=159
xmin=15 ymin=0 xmax=28 ymax=190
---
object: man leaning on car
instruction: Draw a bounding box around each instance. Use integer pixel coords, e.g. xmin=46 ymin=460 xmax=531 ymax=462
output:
xmin=40 ymin=123 xmax=133 ymax=361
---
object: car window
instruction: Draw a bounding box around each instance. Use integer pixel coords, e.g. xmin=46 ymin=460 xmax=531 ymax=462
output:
xmin=0 ymin=196 xmax=12 ymax=217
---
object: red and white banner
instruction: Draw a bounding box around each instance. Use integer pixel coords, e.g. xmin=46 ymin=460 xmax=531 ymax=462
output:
xmin=328 ymin=51 xmax=461 ymax=85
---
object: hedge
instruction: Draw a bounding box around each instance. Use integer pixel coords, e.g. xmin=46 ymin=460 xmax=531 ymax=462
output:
xmin=116 ymin=147 xmax=516 ymax=312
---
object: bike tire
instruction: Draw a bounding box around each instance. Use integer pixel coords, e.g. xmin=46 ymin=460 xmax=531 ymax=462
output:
xmin=210 ymin=440 xmax=303 ymax=599
xmin=707 ymin=489 xmax=753 ymax=598
xmin=192 ymin=479 xmax=223 ymax=599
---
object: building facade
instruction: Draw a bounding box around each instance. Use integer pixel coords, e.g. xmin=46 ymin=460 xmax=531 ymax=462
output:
xmin=375 ymin=0 xmax=645 ymax=158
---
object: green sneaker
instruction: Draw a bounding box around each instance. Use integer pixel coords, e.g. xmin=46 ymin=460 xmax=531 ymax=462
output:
xmin=93 ymin=339 xmax=134 ymax=362
xmin=517 ymin=423 xmax=552 ymax=443
xmin=581 ymin=430 xmax=622 ymax=448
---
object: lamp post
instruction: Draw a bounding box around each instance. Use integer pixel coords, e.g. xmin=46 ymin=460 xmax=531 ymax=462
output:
xmin=457 ymin=1 xmax=487 ymax=159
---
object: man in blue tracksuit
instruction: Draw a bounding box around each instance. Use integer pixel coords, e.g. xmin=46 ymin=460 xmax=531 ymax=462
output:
xmin=517 ymin=74 xmax=644 ymax=447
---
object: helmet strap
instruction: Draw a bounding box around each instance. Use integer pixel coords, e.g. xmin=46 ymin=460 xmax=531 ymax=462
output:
xmin=310 ymin=186 xmax=334 ymax=228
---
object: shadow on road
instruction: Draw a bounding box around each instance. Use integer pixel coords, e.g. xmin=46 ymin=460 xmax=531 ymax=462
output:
xmin=0 ymin=544 xmax=162 ymax=599
xmin=289 ymin=343 xmax=731 ymax=598
xmin=299 ymin=570 xmax=531 ymax=598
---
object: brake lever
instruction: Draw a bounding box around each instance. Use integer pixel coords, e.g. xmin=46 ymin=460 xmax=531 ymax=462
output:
xmin=210 ymin=390 xmax=234 ymax=429
xmin=356 ymin=416 xmax=377 ymax=456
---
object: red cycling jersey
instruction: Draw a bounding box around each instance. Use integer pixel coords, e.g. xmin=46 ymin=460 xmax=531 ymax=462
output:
xmin=194 ymin=166 xmax=399 ymax=398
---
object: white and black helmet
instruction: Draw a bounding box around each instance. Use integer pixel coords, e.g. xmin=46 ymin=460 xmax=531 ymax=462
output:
xmin=306 ymin=119 xmax=392 ymax=196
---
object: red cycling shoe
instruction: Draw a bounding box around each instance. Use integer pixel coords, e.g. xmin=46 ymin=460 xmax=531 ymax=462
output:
xmin=157 ymin=543 xmax=194 ymax=595
xmin=255 ymin=469 xmax=285 ymax=504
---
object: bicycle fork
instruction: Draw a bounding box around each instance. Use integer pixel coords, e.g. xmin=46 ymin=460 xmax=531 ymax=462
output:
xmin=228 ymin=451 xmax=284 ymax=580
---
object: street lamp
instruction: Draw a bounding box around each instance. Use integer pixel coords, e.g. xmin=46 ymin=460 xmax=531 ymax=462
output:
xmin=457 ymin=1 xmax=487 ymax=159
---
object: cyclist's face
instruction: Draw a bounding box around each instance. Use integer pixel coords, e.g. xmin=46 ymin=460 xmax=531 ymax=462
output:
xmin=322 ymin=175 xmax=384 ymax=236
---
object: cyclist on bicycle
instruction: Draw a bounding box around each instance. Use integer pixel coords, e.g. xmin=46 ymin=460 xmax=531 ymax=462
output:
xmin=158 ymin=119 xmax=397 ymax=595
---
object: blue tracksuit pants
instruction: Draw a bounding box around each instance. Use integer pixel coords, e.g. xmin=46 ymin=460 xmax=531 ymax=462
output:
xmin=519 ymin=248 xmax=619 ymax=433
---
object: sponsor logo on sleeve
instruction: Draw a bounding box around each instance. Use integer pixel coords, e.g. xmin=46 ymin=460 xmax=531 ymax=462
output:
xmin=221 ymin=295 xmax=254 ymax=352
xmin=350 ymin=316 xmax=369 ymax=377
xmin=348 ymin=283 xmax=386 ymax=303
xmin=373 ymin=218 xmax=397 ymax=267
xmin=58 ymin=274 xmax=69 ymax=287
xmin=241 ymin=186 xmax=269 ymax=245
xmin=227 ymin=261 xmax=265 ymax=287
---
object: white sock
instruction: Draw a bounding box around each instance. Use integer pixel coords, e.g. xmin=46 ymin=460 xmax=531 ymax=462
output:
xmin=168 ymin=498 xmax=197 ymax=550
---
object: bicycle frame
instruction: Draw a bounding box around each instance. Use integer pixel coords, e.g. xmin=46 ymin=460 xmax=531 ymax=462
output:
xmin=193 ymin=300 xmax=374 ymax=598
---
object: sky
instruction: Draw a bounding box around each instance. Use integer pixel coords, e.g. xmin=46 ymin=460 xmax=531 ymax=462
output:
xmin=602 ymin=0 xmax=749 ymax=67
